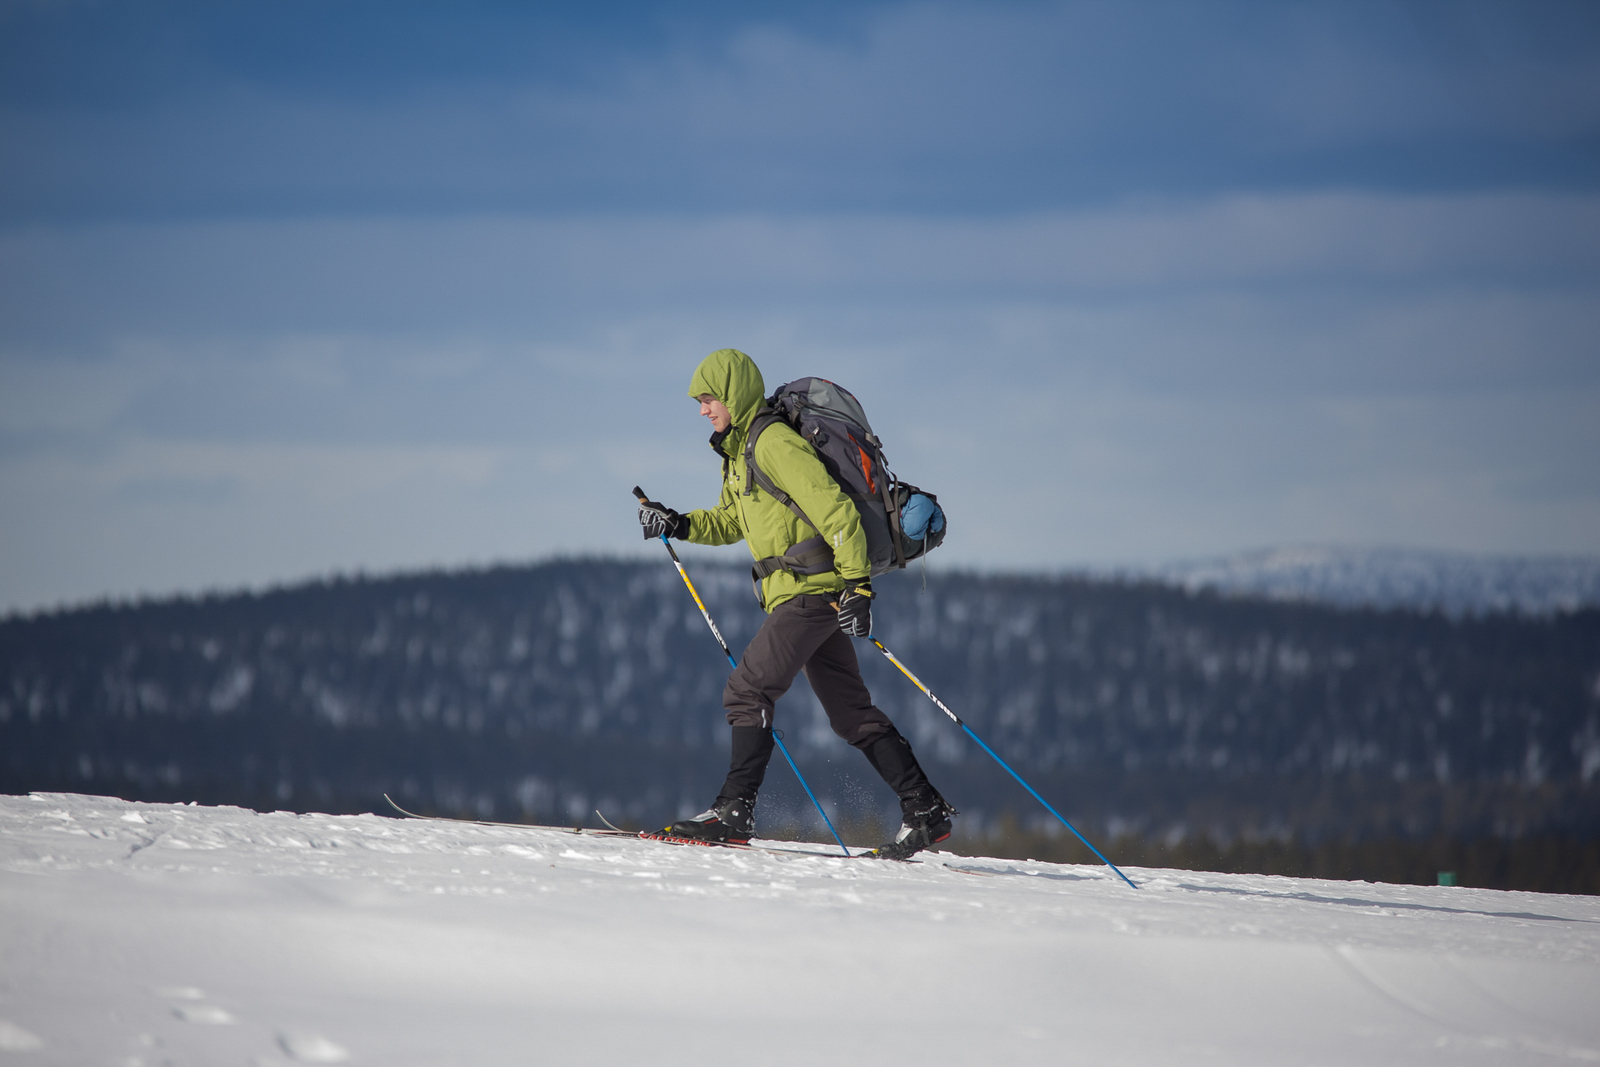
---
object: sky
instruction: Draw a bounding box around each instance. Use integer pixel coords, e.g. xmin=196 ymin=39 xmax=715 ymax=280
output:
xmin=2 ymin=0 xmax=1598 ymax=613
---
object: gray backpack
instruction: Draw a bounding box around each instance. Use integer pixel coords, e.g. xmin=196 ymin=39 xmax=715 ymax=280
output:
xmin=743 ymin=377 xmax=946 ymax=583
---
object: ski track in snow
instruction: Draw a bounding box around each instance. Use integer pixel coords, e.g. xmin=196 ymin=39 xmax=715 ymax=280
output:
xmin=2 ymin=793 xmax=1598 ymax=1066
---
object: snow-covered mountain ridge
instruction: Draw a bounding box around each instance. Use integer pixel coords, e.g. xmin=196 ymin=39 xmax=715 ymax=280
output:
xmin=1138 ymin=546 xmax=1600 ymax=616
xmin=5 ymin=560 xmax=1597 ymax=846
xmin=3 ymin=792 xmax=1599 ymax=1066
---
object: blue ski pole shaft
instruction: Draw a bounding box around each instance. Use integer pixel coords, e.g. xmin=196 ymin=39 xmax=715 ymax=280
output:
xmin=867 ymin=636 xmax=1137 ymax=889
xmin=771 ymin=730 xmax=849 ymax=856
xmin=634 ymin=487 xmax=850 ymax=856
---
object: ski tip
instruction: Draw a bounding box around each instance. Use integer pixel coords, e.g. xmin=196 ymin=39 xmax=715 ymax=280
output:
xmin=382 ymin=793 xmax=418 ymax=818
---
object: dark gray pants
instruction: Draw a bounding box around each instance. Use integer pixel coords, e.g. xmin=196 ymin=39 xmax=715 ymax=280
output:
xmin=723 ymin=594 xmax=894 ymax=748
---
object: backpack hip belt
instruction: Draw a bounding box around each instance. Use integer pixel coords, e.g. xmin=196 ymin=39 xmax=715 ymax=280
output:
xmin=749 ymin=533 xmax=835 ymax=581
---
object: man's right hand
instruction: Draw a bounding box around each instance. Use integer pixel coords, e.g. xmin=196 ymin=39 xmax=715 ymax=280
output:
xmin=638 ymin=499 xmax=690 ymax=540
xmin=837 ymin=580 xmax=874 ymax=637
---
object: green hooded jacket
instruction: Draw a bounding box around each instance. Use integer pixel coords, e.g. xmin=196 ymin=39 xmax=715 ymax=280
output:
xmin=685 ymin=348 xmax=870 ymax=612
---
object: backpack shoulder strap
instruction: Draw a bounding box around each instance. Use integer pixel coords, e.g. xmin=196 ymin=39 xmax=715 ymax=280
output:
xmin=743 ymin=409 xmax=819 ymax=533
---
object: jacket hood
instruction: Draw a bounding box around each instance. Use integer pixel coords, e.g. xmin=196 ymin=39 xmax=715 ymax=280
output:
xmin=687 ymin=349 xmax=766 ymax=432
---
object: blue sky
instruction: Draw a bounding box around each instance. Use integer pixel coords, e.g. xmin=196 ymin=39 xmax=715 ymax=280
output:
xmin=2 ymin=0 xmax=1598 ymax=612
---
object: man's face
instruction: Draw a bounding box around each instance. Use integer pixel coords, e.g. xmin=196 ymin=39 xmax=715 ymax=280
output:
xmin=698 ymin=394 xmax=732 ymax=433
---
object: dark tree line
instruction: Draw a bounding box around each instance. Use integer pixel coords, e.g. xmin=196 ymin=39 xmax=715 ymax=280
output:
xmin=4 ymin=560 xmax=1598 ymax=878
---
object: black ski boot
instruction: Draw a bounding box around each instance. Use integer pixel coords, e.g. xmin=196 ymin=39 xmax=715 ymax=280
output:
xmin=857 ymin=727 xmax=956 ymax=859
xmin=645 ymin=726 xmax=773 ymax=846
xmin=645 ymin=795 xmax=756 ymax=846
xmin=865 ymin=788 xmax=955 ymax=860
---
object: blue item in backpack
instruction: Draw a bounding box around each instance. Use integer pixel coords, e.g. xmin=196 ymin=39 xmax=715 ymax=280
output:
xmin=900 ymin=492 xmax=945 ymax=541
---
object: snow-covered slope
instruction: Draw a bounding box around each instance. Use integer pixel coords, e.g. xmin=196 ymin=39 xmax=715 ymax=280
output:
xmin=1144 ymin=546 xmax=1600 ymax=616
xmin=3 ymin=793 xmax=1598 ymax=1066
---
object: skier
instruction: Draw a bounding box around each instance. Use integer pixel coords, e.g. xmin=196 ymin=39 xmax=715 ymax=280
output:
xmin=637 ymin=348 xmax=955 ymax=860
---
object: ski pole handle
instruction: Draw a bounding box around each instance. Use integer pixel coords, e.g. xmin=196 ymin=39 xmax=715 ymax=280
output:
xmin=634 ymin=485 xmax=672 ymax=545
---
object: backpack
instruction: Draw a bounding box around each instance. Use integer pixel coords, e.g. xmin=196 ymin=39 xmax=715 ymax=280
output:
xmin=743 ymin=377 xmax=946 ymax=583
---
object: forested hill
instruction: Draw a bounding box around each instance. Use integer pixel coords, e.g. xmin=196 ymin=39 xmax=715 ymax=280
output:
xmin=4 ymin=559 xmax=1598 ymax=844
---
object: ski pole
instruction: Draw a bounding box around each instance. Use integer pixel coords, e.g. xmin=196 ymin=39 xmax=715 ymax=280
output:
xmin=769 ymin=729 xmax=848 ymax=857
xmin=634 ymin=487 xmax=850 ymax=856
xmin=866 ymin=635 xmax=1138 ymax=889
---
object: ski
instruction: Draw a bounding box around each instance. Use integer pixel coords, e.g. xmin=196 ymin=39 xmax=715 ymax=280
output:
xmin=384 ymin=796 xmax=980 ymax=871
xmin=384 ymin=795 xmax=843 ymax=856
xmin=596 ymin=812 xmax=988 ymax=870
xmin=382 ymin=794 xmax=633 ymax=838
xmin=596 ymin=810 xmax=859 ymax=858
xmin=637 ymin=833 xmax=993 ymax=872
xmin=593 ymin=809 xmax=631 ymax=833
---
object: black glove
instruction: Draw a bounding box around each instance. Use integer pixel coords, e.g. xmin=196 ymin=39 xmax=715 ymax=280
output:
xmin=837 ymin=580 xmax=874 ymax=637
xmin=638 ymin=499 xmax=689 ymax=540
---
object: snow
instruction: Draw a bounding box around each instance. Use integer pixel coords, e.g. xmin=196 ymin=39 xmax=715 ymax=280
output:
xmin=3 ymin=793 xmax=1598 ymax=1066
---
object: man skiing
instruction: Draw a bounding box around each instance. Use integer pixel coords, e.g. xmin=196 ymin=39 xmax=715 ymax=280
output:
xmin=636 ymin=347 xmax=955 ymax=860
